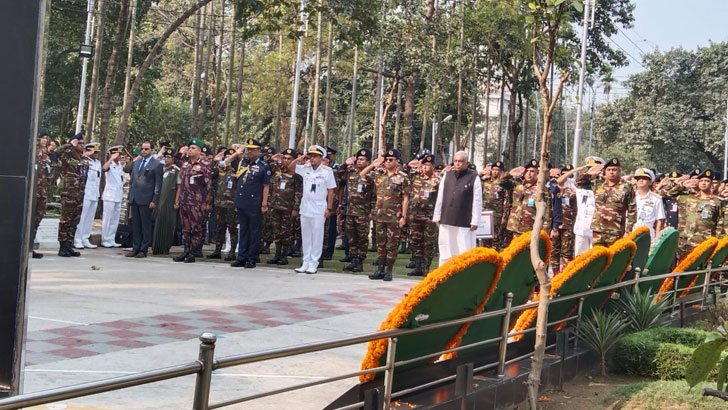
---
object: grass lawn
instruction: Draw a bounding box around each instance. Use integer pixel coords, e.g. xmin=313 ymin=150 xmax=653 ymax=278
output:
xmin=604 ymin=380 xmax=727 ymax=409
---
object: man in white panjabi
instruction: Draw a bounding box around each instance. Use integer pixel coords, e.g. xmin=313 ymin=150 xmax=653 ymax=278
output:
xmin=433 ymin=151 xmax=482 ymax=266
xmin=101 ymin=145 xmax=126 ymax=247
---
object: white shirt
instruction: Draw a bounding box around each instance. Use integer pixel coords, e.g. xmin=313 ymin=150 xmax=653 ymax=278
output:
xmin=634 ymin=190 xmax=665 ymax=239
xmin=432 ymin=170 xmax=483 ymax=227
xmin=102 ymin=161 xmax=125 ymax=202
xmin=569 ymin=179 xmax=595 ymax=237
xmin=84 ymin=158 xmax=102 ymax=200
xmin=296 ymin=163 xmax=337 ymax=217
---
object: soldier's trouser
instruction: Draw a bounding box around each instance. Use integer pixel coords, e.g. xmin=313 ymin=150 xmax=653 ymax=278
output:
xmin=74 ymin=198 xmax=98 ymax=244
xmin=101 ymin=200 xmax=122 ymax=243
xmin=260 ymin=212 xmax=273 ymax=246
xmin=301 ymin=214 xmax=326 ymax=266
xmin=268 ymin=208 xmax=293 ymax=250
xmin=551 ymin=228 xmax=575 ymax=273
xmin=180 ymin=204 xmax=206 ymax=250
xmin=237 ymin=206 xmax=263 ymax=262
xmin=574 ymin=233 xmax=592 ymax=256
xmin=58 ymin=194 xmax=83 ymax=243
xmin=214 ymin=206 xmax=238 ymax=247
xmin=550 ymin=231 xmax=561 ymax=273
xmin=482 ymin=220 xmax=504 ymax=251
xmin=376 ymin=221 xmax=401 ymax=265
xmin=31 ymin=193 xmax=48 ymax=244
xmin=592 ymin=231 xmax=621 ymax=248
xmin=409 ymin=217 xmax=437 ymax=265
xmin=322 ymin=214 xmax=338 ymax=257
xmin=345 ymin=215 xmax=369 ymax=260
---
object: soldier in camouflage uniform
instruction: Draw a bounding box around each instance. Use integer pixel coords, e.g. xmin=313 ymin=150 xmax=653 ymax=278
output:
xmin=31 ymin=128 xmax=52 ymax=259
xmin=658 ymin=170 xmax=723 ymax=260
xmin=405 ymin=154 xmax=440 ymax=276
xmin=575 ymin=157 xmax=636 ymax=247
xmin=552 ymin=164 xmax=584 ymax=271
xmin=259 ymin=146 xmax=277 ymax=254
xmin=339 ymin=148 xmax=376 ymax=272
xmin=480 ymin=161 xmax=510 ymax=250
xmin=362 ymin=149 xmax=410 ymax=281
xmin=173 ymin=138 xmax=213 ymax=263
xmin=265 ymin=148 xmax=302 ymax=265
xmin=504 ymin=159 xmax=552 ymax=242
xmin=206 ymin=148 xmax=239 ymax=261
xmin=57 ymin=133 xmax=88 ymax=257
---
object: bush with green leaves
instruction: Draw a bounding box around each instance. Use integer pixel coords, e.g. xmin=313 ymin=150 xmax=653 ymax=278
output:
xmin=612 ymin=288 xmax=671 ymax=332
xmin=577 ymin=309 xmax=629 ymax=376
xmin=687 ymin=321 xmax=728 ymax=390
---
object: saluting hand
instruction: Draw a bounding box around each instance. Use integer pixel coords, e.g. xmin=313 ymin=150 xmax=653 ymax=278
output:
xmin=509 ymin=166 xmax=525 ymax=178
xmin=586 ymin=163 xmax=604 ymax=176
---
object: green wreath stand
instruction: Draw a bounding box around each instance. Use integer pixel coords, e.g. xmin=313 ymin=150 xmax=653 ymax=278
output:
xmin=359 ymin=248 xmax=501 ymax=381
xmin=581 ymin=239 xmax=635 ymax=318
xmin=623 ymin=227 xmax=651 ymax=281
xmin=709 ymin=238 xmax=728 ymax=281
xmin=640 ymin=228 xmax=679 ymax=294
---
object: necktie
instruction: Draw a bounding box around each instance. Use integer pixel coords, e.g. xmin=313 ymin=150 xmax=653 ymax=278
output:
xmin=139 ymin=158 xmax=147 ymax=172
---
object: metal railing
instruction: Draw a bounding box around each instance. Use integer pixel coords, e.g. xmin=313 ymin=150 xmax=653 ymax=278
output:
xmin=1 ymin=263 xmax=727 ymax=410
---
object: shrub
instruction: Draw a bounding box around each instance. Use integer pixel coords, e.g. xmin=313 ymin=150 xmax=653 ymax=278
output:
xmin=577 ymin=309 xmax=629 ymax=376
xmin=612 ymin=288 xmax=670 ymax=332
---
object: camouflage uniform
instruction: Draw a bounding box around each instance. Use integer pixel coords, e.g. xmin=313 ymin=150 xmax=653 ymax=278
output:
xmin=178 ymin=159 xmax=213 ymax=251
xmin=505 ymin=181 xmax=551 ymax=239
xmin=57 ymin=143 xmax=88 ymax=245
xmin=408 ymin=171 xmax=440 ymax=273
xmin=32 ymin=147 xmax=53 ymax=244
xmin=211 ymin=161 xmax=238 ymax=258
xmin=374 ymin=169 xmax=410 ymax=265
xmin=662 ymin=181 xmax=722 ymax=259
xmin=578 ymin=177 xmax=636 ymax=247
xmin=481 ymin=176 xmax=511 ymax=250
xmin=341 ymin=166 xmax=376 ymax=263
xmin=551 ymin=185 xmax=577 ymax=272
xmin=266 ymin=163 xmax=302 ymax=260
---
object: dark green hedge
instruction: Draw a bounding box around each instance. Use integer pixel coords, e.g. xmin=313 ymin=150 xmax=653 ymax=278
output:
xmin=612 ymin=327 xmax=719 ymax=380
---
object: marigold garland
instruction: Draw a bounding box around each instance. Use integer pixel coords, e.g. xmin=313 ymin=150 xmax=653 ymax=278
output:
xmin=627 ymin=226 xmax=651 ymax=243
xmin=595 ymin=238 xmax=637 ymax=313
xmin=440 ymin=230 xmax=551 ymax=360
xmin=656 ymin=237 xmax=718 ymax=302
xmin=512 ymin=246 xmax=611 ymax=340
xmin=709 ymin=237 xmax=728 ymax=280
xmin=359 ymin=247 xmax=502 ymax=382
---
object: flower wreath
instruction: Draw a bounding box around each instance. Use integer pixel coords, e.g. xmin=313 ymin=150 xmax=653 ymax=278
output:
xmin=512 ymin=245 xmax=611 ymax=340
xmin=708 ymin=237 xmax=728 ymax=280
xmin=656 ymin=237 xmax=719 ymax=301
xmin=595 ymin=238 xmax=637 ymax=313
xmin=626 ymin=226 xmax=650 ymax=242
xmin=441 ymin=230 xmax=551 ymax=360
xmin=359 ymin=247 xmax=502 ymax=382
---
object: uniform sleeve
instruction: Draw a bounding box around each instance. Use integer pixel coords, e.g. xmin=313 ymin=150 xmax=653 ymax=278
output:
xmin=654 ymin=194 xmax=666 ymax=221
xmin=262 ymin=165 xmax=271 ymax=185
xmin=326 ymin=169 xmax=337 ymax=189
xmin=471 ymin=176 xmax=482 ymax=226
xmin=624 ymin=185 xmax=637 ymax=232
xmin=295 ymin=164 xmax=306 ymax=177
xmin=152 ymin=161 xmax=163 ymax=204
xmin=294 ymin=175 xmax=303 ymax=209
xmin=204 ymin=165 xmax=214 ymax=207
xmin=433 ymin=173 xmax=446 ymax=222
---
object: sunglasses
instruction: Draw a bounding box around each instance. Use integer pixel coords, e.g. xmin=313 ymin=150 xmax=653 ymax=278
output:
xmin=385 ymin=158 xmax=397 ymax=162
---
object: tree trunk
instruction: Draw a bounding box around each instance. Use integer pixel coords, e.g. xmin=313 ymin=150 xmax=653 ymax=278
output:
xmin=84 ymin=0 xmax=106 ymax=141
xmin=198 ymin=2 xmax=214 ymax=138
xmin=347 ymin=45 xmax=359 ymax=157
xmin=234 ymin=40 xmax=246 ymax=142
xmin=121 ymin=0 xmax=138 ymax=116
xmin=191 ymin=9 xmax=203 ymax=128
xmin=223 ymin=3 xmax=236 ymax=147
xmin=115 ymin=0 xmax=214 ymax=145
xmin=482 ymin=62 xmax=491 ymax=166
xmin=310 ymin=2 xmax=323 ymax=145
xmin=379 ymin=76 xmax=399 ymax=152
xmin=372 ymin=61 xmax=383 ymax=154
xmin=393 ymin=79 xmax=402 ymax=149
xmin=453 ymin=0 xmax=465 ymax=151
xmin=402 ymin=72 xmax=418 ymax=162
xmin=211 ymin=0 xmax=225 ymax=150
xmin=97 ymin=0 xmax=130 ymax=154
xmin=323 ymin=21 xmax=333 ymax=146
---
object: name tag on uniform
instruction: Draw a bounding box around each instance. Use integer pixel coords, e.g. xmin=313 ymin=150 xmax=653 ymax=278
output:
xmin=671 ymin=203 xmax=678 ymax=212
xmin=227 ymin=177 xmax=234 ymax=189
xmin=424 ymin=190 xmax=430 ymax=199
xmin=527 ymin=197 xmax=534 ymax=207
xmin=563 ymin=197 xmax=570 ymax=206
xmin=495 ymin=192 xmax=499 ymax=199
xmin=163 ymin=171 xmax=169 ymax=178
xmin=190 ymin=176 xmax=195 ymax=185
xmin=280 ymin=181 xmax=286 ymax=190
xmin=357 ymin=183 xmax=364 ymax=193
xmin=46 ymin=165 xmax=51 ymax=174
xmin=702 ymin=209 xmax=709 ymax=219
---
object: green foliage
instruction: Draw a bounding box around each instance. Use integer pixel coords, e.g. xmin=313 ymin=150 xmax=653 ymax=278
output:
xmin=686 ymin=321 xmax=728 ymax=390
xmin=612 ymin=288 xmax=670 ymax=332
xmin=576 ymin=309 xmax=629 ymax=375
xmin=612 ymin=327 xmax=714 ymax=378
xmin=605 ymin=380 xmax=728 ymax=410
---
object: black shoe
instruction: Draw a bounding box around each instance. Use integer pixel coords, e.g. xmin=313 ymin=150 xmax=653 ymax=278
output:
xmin=343 ymin=260 xmax=355 ymax=271
xmin=267 ymin=248 xmax=281 ymax=264
xmin=276 ymin=256 xmax=289 ymax=265
xmin=244 ymin=261 xmax=256 ymax=268
xmin=340 ymin=256 xmax=352 ymax=263
xmin=69 ymin=246 xmax=81 ymax=257
xmin=206 ymin=250 xmax=222 ymax=259
xmin=224 ymin=252 xmax=236 ymax=261
xmin=32 ymin=251 xmax=43 ymax=259
xmin=192 ymin=246 xmax=203 ymax=257
xmin=173 ymin=250 xmax=189 ymax=262
xmin=372 ymin=259 xmax=380 ymax=266
xmin=399 ymin=243 xmax=409 ymax=254
xmin=351 ymin=259 xmax=364 ymax=273
xmin=291 ymin=250 xmax=301 ymax=257
xmin=58 ymin=242 xmax=72 ymax=257
xmin=259 ymin=245 xmax=270 ymax=254
xmin=383 ymin=264 xmax=393 ymax=281
xmin=406 ymin=259 xmax=416 ymax=269
xmin=184 ymin=254 xmax=196 ymax=263
xmin=230 ymin=260 xmax=246 ymax=267
xmin=368 ymin=260 xmax=385 ymax=280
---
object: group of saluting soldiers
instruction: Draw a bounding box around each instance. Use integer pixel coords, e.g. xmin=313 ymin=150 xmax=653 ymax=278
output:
xmin=34 ymin=126 xmax=728 ymax=279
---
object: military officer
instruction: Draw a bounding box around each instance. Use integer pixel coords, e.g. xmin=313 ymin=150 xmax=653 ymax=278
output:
xmin=480 ymin=160 xmax=510 ymax=250
xmin=173 ymin=138 xmax=213 ymax=263
xmin=230 ymin=138 xmax=270 ymax=268
xmin=265 ymin=148 xmax=302 ymax=265
xmin=73 ymin=142 xmax=102 ymax=249
xmin=100 ymin=145 xmax=126 ymax=247
xmin=504 ymin=159 xmax=552 ymax=242
xmin=554 ymin=164 xmax=584 ymax=270
xmin=57 ymin=133 xmax=88 ymax=257
xmin=30 ymin=128 xmax=52 ymax=258
xmin=361 ymin=149 xmax=410 ymax=281
xmin=340 ymin=148 xmax=376 ymax=272
xmin=206 ymin=148 xmax=239 ymax=261
xmin=321 ymin=146 xmax=341 ymax=262
xmin=406 ymin=154 xmax=440 ymax=276
xmin=576 ymin=157 xmax=636 ymax=247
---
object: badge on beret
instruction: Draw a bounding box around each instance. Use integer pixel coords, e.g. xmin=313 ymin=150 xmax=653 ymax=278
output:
xmin=388 ymin=150 xmax=394 ymax=155
xmin=360 ymin=150 xmax=366 ymax=155
xmin=531 ymin=160 xmax=537 ymax=166
xmin=707 ymin=170 xmax=711 ymax=176
xmin=612 ymin=159 xmax=617 ymax=164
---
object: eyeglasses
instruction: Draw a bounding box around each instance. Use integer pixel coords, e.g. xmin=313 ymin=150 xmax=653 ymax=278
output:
xmin=385 ymin=158 xmax=397 ymax=162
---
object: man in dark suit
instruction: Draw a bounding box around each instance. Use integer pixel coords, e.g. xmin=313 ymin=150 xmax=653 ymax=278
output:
xmin=125 ymin=140 xmax=163 ymax=258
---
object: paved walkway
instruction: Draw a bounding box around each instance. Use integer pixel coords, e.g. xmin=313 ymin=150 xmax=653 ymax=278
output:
xmin=23 ymin=246 xmax=417 ymax=410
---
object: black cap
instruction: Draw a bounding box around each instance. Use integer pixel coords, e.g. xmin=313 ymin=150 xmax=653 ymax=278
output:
xmin=159 ymin=140 xmax=171 ymax=148
xmin=326 ymin=146 xmax=337 ymax=155
xmin=668 ymin=171 xmax=682 ymax=179
xmin=39 ymin=127 xmax=48 ymax=138
xmin=468 ymin=163 xmax=476 ymax=171
xmin=690 ymin=168 xmax=701 ymax=177
xmin=68 ymin=132 xmax=83 ymax=143
xmin=421 ymin=154 xmax=435 ymax=164
xmin=697 ymin=169 xmax=715 ymax=180
xmin=202 ymin=145 xmax=212 ymax=155
xmin=491 ymin=161 xmax=504 ymax=169
xmin=524 ymin=159 xmax=539 ymax=169
xmin=245 ymin=138 xmax=262 ymax=149
xmin=264 ymin=146 xmax=277 ymax=155
xmin=605 ymin=157 xmax=620 ymax=168
xmin=224 ymin=148 xmax=235 ymax=156
xmin=163 ymin=147 xmax=177 ymax=157
xmin=714 ymin=170 xmax=722 ymax=181
xmin=435 ymin=163 xmax=445 ymax=170
xmin=384 ymin=148 xmax=401 ymax=160
xmin=561 ymin=164 xmax=574 ymax=172
xmin=282 ymin=148 xmax=297 ymax=157
xmin=356 ymin=148 xmax=372 ymax=161
xmin=417 ymin=149 xmax=432 ymax=160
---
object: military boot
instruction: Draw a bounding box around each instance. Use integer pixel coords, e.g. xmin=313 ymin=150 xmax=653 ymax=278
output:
xmin=206 ymin=244 xmax=223 ymax=259
xmin=343 ymin=258 xmax=356 ymax=271
xmin=407 ymin=258 xmax=423 ymax=277
xmin=399 ymin=242 xmax=410 ymax=254
xmin=192 ymin=245 xmax=203 ymax=258
xmin=224 ymin=251 xmax=236 ymax=261
xmin=406 ymin=258 xmax=416 ymax=269
xmin=267 ymin=248 xmax=281 ymax=264
xmin=368 ymin=260 xmax=386 ymax=280
xmin=339 ymin=255 xmax=352 ymax=263
xmin=173 ymin=247 xmax=189 ymax=262
xmin=276 ymin=247 xmax=289 ymax=265
xmin=68 ymin=243 xmax=81 ymax=257
xmin=383 ymin=262 xmax=394 ymax=281
xmin=58 ymin=242 xmax=72 ymax=257
xmin=259 ymin=243 xmax=271 ymax=254
xmin=351 ymin=258 xmax=364 ymax=272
